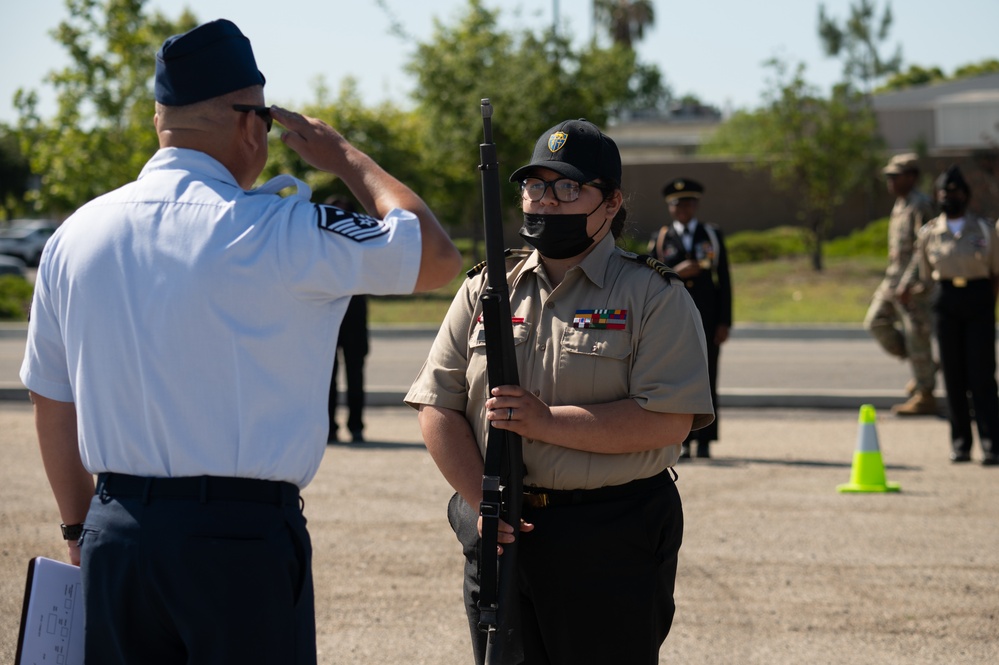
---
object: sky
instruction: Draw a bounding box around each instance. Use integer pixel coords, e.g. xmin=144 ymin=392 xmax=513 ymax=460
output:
xmin=3 ymin=0 xmax=999 ymax=125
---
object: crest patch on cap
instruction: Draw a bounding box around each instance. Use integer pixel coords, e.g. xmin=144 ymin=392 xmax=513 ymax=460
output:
xmin=548 ymin=132 xmax=568 ymax=154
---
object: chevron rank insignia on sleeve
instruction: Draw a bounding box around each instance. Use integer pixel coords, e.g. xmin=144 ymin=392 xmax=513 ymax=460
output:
xmin=317 ymin=205 xmax=390 ymax=242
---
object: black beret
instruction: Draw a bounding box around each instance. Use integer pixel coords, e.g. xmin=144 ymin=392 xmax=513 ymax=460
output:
xmin=155 ymin=19 xmax=265 ymax=106
xmin=935 ymin=165 xmax=970 ymax=195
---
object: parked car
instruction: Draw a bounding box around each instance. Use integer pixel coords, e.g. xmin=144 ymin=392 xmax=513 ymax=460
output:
xmin=0 ymin=254 xmax=27 ymax=278
xmin=0 ymin=220 xmax=59 ymax=266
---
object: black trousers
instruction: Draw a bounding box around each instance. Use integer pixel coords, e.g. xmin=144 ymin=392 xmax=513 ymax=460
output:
xmin=80 ymin=474 xmax=316 ymax=665
xmin=329 ymin=295 xmax=368 ymax=437
xmin=934 ymin=279 xmax=999 ymax=456
xmin=449 ymin=470 xmax=683 ymax=665
xmin=685 ymin=334 xmax=719 ymax=445
xmin=330 ymin=346 xmax=366 ymax=435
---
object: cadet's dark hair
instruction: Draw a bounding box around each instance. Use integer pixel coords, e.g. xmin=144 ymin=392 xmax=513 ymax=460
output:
xmin=594 ymin=180 xmax=627 ymax=239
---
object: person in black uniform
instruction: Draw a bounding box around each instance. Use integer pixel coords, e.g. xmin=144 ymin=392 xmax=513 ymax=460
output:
xmin=915 ymin=165 xmax=999 ymax=465
xmin=650 ymin=178 xmax=732 ymax=459
xmin=325 ymin=196 xmax=370 ymax=444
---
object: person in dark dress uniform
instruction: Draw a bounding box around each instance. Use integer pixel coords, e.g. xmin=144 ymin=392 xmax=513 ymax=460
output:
xmin=329 ymin=294 xmax=369 ymax=442
xmin=649 ymin=178 xmax=732 ymax=459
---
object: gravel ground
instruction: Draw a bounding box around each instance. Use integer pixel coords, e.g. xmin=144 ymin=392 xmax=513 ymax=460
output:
xmin=1 ymin=403 xmax=996 ymax=664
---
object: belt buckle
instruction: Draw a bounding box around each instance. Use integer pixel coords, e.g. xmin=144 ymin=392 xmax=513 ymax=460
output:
xmin=953 ymin=277 xmax=967 ymax=287
xmin=524 ymin=492 xmax=549 ymax=508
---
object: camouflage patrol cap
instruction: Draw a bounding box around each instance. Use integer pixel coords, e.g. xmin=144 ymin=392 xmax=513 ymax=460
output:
xmin=882 ymin=153 xmax=920 ymax=176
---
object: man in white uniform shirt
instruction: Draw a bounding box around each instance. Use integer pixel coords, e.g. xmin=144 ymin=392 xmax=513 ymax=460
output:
xmin=19 ymin=18 xmax=460 ymax=665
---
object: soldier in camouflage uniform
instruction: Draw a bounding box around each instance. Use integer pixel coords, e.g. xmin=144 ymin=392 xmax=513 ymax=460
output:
xmin=864 ymin=153 xmax=938 ymax=415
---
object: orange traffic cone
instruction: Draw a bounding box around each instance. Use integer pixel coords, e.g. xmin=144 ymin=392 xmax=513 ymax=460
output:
xmin=837 ymin=404 xmax=900 ymax=493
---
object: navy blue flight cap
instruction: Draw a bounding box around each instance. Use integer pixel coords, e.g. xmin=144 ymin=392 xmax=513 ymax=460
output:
xmin=510 ymin=119 xmax=622 ymax=187
xmin=155 ymin=19 xmax=265 ymax=106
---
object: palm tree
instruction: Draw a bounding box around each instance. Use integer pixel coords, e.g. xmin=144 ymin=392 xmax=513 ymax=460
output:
xmin=593 ymin=0 xmax=655 ymax=49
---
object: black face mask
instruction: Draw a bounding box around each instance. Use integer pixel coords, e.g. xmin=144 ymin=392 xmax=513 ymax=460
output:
xmin=519 ymin=202 xmax=608 ymax=260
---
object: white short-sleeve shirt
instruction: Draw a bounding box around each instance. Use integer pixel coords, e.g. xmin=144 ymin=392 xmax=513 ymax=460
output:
xmin=21 ymin=148 xmax=422 ymax=488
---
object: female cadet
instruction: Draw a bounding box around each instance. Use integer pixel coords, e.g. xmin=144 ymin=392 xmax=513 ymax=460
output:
xmin=405 ymin=119 xmax=714 ymax=664
xmin=915 ymin=165 xmax=999 ymax=465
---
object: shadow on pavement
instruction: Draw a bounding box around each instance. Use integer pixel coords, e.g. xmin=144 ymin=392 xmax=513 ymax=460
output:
xmin=325 ymin=440 xmax=426 ymax=451
xmin=679 ymin=457 xmax=921 ymax=471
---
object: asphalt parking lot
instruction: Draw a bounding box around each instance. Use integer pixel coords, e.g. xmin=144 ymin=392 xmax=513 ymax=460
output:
xmin=1 ymin=403 xmax=996 ymax=664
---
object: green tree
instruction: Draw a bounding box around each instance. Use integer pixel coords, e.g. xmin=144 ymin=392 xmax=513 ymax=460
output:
xmin=878 ymin=58 xmax=999 ymax=93
xmin=878 ymin=64 xmax=946 ymax=91
xmin=406 ymin=0 xmax=668 ymax=239
xmin=818 ymin=0 xmax=902 ymax=95
xmin=0 ymin=127 xmax=32 ymax=221
xmin=593 ymin=0 xmax=655 ymax=49
xmin=952 ymin=58 xmax=999 ymax=80
xmin=14 ymin=0 xmax=197 ymax=214
xmin=702 ymin=60 xmax=882 ymax=271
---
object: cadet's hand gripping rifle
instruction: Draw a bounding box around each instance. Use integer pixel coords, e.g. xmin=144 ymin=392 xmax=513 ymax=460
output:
xmin=476 ymin=98 xmax=525 ymax=665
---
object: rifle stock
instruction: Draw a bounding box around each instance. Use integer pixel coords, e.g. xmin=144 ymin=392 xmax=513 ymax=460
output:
xmin=476 ymin=98 xmax=525 ymax=665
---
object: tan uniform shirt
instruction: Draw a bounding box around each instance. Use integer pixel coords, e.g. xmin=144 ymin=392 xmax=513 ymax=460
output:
xmin=406 ymin=234 xmax=714 ymax=490
xmin=889 ymin=189 xmax=934 ymax=290
xmin=917 ymin=214 xmax=999 ymax=285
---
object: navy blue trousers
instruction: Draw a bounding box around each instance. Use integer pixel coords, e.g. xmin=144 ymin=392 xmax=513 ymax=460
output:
xmin=80 ymin=477 xmax=315 ymax=665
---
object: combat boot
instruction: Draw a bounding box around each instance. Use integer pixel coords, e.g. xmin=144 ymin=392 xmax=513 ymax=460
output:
xmin=891 ymin=390 xmax=937 ymax=416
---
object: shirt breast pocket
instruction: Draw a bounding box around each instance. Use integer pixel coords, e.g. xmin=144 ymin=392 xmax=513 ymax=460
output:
xmin=558 ymin=328 xmax=632 ymax=402
xmin=468 ymin=322 xmax=531 ymax=398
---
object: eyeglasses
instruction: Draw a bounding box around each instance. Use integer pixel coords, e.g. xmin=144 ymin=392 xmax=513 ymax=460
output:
xmin=520 ymin=177 xmax=591 ymax=203
xmin=232 ymin=104 xmax=272 ymax=132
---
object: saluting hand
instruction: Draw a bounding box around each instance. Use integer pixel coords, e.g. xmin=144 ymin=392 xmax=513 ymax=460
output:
xmin=270 ymin=107 xmax=354 ymax=177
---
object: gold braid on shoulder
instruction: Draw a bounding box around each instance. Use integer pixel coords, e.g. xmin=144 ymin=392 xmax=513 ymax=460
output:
xmin=632 ymin=254 xmax=680 ymax=283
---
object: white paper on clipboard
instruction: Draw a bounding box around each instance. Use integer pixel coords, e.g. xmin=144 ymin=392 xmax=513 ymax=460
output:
xmin=15 ymin=556 xmax=85 ymax=665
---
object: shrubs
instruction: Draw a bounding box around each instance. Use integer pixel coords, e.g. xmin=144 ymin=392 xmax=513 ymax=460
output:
xmin=726 ymin=219 xmax=890 ymax=264
xmin=0 ymin=275 xmax=32 ymax=321
xmin=726 ymin=226 xmax=809 ymax=263
xmin=618 ymin=218 xmax=890 ymax=265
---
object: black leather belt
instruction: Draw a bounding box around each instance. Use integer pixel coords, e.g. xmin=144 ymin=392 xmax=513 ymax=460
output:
xmin=96 ymin=472 xmax=300 ymax=507
xmin=940 ymin=277 xmax=988 ymax=289
xmin=523 ymin=467 xmax=674 ymax=509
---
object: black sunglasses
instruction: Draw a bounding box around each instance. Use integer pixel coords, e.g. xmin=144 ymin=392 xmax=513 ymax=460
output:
xmin=232 ymin=104 xmax=272 ymax=132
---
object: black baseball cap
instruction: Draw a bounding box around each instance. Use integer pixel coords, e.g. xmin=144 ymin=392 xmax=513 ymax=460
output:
xmin=155 ymin=19 xmax=266 ymax=106
xmin=509 ymin=119 xmax=622 ymax=186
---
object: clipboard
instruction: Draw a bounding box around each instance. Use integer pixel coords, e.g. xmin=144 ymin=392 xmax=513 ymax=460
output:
xmin=15 ymin=556 xmax=85 ymax=665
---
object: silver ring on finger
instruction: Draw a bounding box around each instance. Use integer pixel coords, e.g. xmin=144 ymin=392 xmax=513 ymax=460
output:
xmin=507 ymin=408 xmax=513 ymax=421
